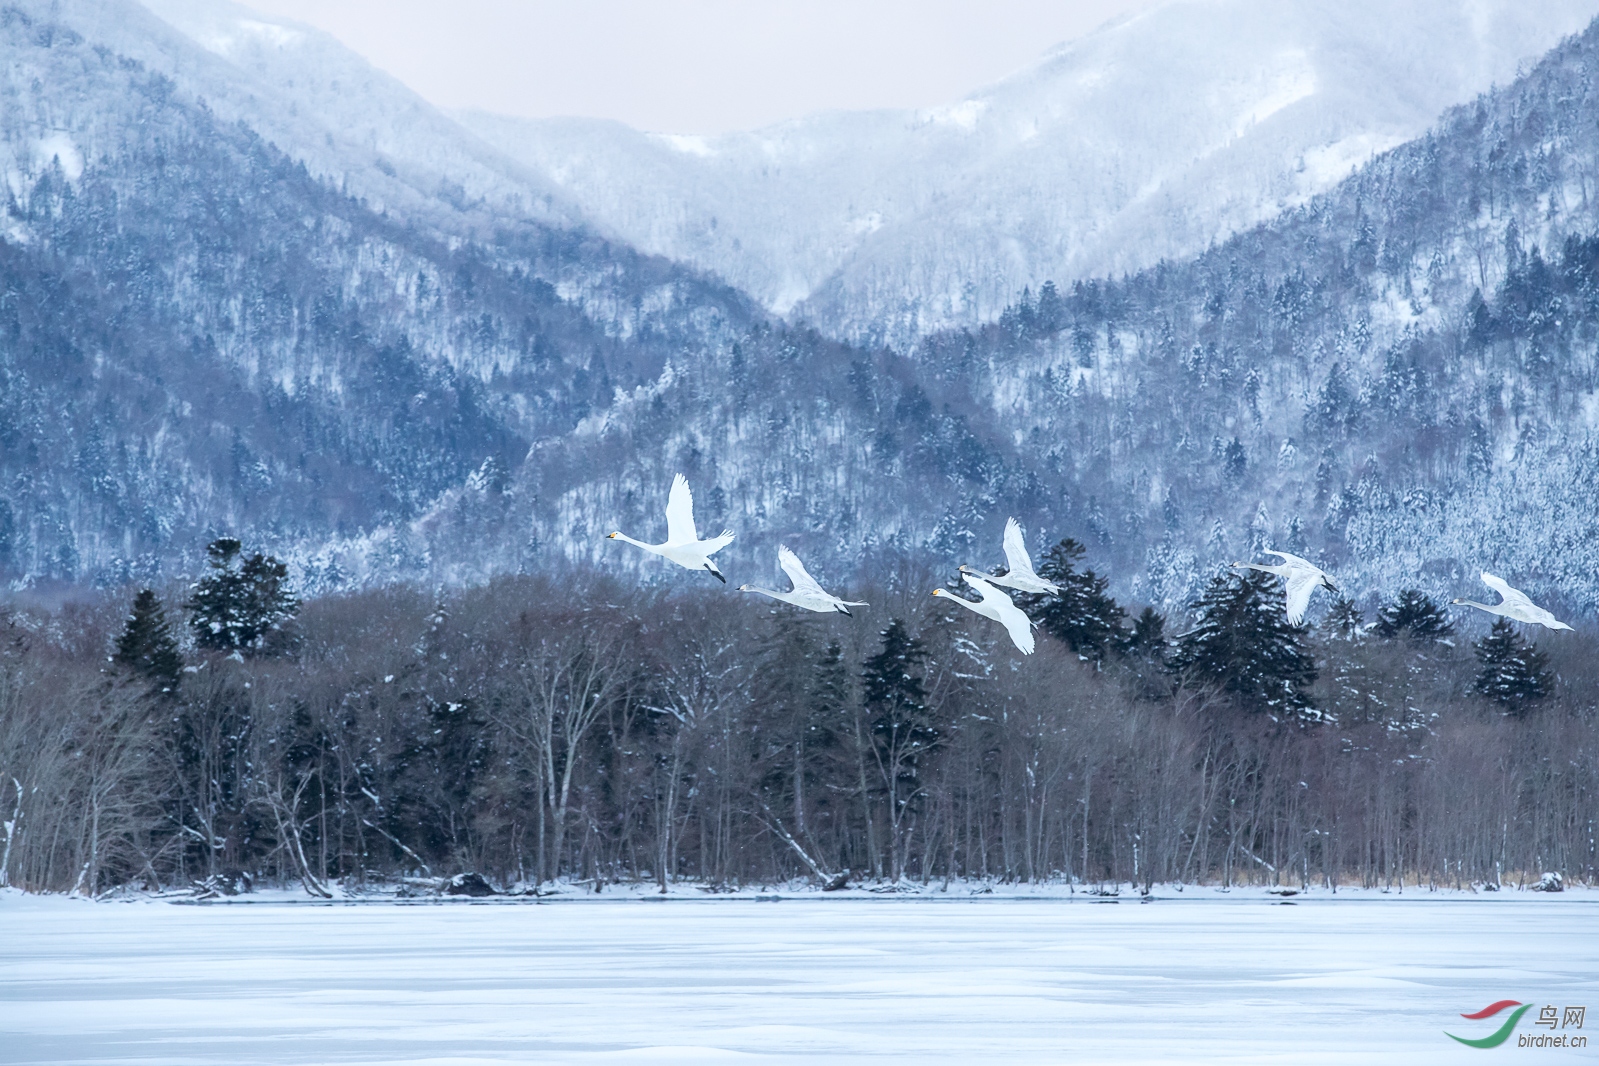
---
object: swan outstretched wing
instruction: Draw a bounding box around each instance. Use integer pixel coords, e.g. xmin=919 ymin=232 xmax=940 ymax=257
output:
xmin=1282 ymin=567 xmax=1320 ymax=626
xmin=1000 ymin=605 xmax=1037 ymax=655
xmin=778 ymin=546 xmax=829 ymax=598
xmin=665 ymin=474 xmax=699 ymax=545
xmin=700 ymin=529 xmax=735 ymax=556
xmin=1481 ymin=572 xmax=1534 ymax=610
xmin=1265 ymin=549 xmax=1317 ymax=570
xmin=1001 ymin=517 xmax=1036 ymax=578
xmin=962 ymin=572 xmax=1004 ymax=602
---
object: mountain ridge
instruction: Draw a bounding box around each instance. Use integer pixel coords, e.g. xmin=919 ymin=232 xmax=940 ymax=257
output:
xmin=7 ymin=0 xmax=1599 ymax=626
xmin=460 ymin=0 xmax=1599 ymax=347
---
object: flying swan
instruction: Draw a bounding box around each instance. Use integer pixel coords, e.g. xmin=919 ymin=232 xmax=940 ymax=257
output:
xmin=1231 ymin=550 xmax=1337 ymax=626
xmin=959 ymin=517 xmax=1061 ymax=596
xmin=738 ymin=545 xmax=867 ymax=614
xmin=932 ymin=573 xmax=1036 ymax=655
xmin=607 ymin=474 xmax=735 ymax=582
xmin=1451 ymin=572 xmax=1572 ymax=631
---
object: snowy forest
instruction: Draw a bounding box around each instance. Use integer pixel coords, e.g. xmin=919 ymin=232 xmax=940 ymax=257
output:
xmin=4 ymin=0 xmax=1599 ymax=899
xmin=0 ymin=538 xmax=1592 ymax=896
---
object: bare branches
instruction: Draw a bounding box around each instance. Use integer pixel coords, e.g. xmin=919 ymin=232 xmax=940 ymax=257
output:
xmin=1 ymin=579 xmax=1597 ymax=894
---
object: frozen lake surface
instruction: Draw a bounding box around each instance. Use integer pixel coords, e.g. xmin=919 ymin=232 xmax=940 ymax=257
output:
xmin=2 ymin=888 xmax=1596 ymax=1064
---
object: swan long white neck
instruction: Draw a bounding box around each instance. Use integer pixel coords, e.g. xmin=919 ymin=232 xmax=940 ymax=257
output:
xmin=942 ymin=593 xmax=985 ymax=616
xmin=611 ymin=532 xmax=661 ymax=553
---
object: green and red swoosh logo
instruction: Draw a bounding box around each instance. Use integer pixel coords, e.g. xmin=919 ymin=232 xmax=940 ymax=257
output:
xmin=1447 ymin=1000 xmax=1532 ymax=1048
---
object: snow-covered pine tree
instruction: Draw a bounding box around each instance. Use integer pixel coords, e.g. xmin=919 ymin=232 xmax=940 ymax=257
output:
xmin=113 ymin=588 xmax=183 ymax=693
xmin=1026 ymin=538 xmax=1126 ymax=661
xmin=1320 ymin=595 xmax=1365 ymax=640
xmin=1169 ymin=570 xmax=1318 ymax=719
xmin=185 ymin=538 xmax=300 ymax=657
xmin=1222 ymin=437 xmax=1247 ymax=481
xmin=1375 ymin=589 xmax=1454 ymax=641
xmin=1471 ymin=619 xmax=1552 ymax=714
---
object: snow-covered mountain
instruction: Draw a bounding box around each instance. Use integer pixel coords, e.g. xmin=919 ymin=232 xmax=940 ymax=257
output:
xmin=461 ymin=0 xmax=1599 ymax=347
xmin=8 ymin=0 xmax=582 ymax=237
xmin=0 ymin=0 xmax=759 ymax=590
xmin=10 ymin=0 xmax=1599 ymax=622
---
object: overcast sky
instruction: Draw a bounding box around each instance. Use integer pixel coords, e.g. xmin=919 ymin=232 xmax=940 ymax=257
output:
xmin=242 ymin=0 xmax=1157 ymax=133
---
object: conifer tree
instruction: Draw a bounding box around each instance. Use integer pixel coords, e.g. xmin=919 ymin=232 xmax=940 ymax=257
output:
xmin=1035 ymin=279 xmax=1064 ymax=333
xmin=1222 ymin=437 xmax=1247 ymax=480
xmin=863 ymin=619 xmax=933 ymax=766
xmin=1471 ymin=619 xmax=1552 ymax=714
xmin=752 ymin=616 xmax=851 ymax=842
xmin=1169 ymin=570 xmax=1318 ymax=718
xmin=1122 ymin=605 xmax=1167 ymax=661
xmin=1119 ymin=605 xmax=1171 ymax=700
xmin=1027 ymin=538 xmax=1126 ymax=660
xmin=862 ymin=619 xmax=934 ymax=879
xmin=113 ymin=588 xmax=183 ymax=693
xmin=186 ymin=537 xmax=300 ymax=657
xmin=797 ymin=640 xmax=852 ymax=840
xmin=808 ymin=640 xmax=852 ymax=752
xmin=1375 ymin=589 xmax=1454 ymax=641
xmin=1321 ymin=595 xmax=1365 ymax=640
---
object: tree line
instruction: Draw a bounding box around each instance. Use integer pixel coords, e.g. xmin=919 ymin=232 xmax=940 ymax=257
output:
xmin=0 ymin=537 xmax=1592 ymax=896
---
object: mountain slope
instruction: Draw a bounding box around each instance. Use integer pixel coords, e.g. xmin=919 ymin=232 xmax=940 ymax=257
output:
xmin=479 ymin=11 xmax=1599 ymax=620
xmin=0 ymin=2 xmax=756 ymax=589
xmin=10 ymin=0 xmax=1599 ymax=626
xmin=462 ymin=0 xmax=1599 ymax=347
xmin=14 ymin=0 xmax=583 ymax=238
xmin=897 ymin=15 xmax=1599 ymax=617
xmin=124 ymin=0 xmax=575 ymax=231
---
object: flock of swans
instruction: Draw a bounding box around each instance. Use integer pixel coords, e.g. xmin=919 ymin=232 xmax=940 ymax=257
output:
xmin=607 ymin=475 xmax=1572 ymax=656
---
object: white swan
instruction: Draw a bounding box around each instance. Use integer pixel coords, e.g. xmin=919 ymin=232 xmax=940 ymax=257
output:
xmin=607 ymin=474 xmax=735 ymax=582
xmin=1451 ymin=572 xmax=1572 ymax=631
xmin=1231 ymin=549 xmax=1336 ymax=626
xmin=932 ymin=573 xmax=1036 ymax=655
xmin=959 ymin=517 xmax=1061 ymax=596
xmin=738 ymin=546 xmax=867 ymax=615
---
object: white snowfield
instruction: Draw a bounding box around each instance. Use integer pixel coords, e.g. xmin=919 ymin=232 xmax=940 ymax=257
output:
xmin=2 ymin=887 xmax=1595 ymax=1065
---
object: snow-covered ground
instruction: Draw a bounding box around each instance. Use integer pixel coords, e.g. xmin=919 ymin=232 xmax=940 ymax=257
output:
xmin=2 ymin=887 xmax=1595 ymax=1064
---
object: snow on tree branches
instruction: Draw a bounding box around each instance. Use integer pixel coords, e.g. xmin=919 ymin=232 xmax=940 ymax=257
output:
xmin=185 ymin=538 xmax=300 ymax=658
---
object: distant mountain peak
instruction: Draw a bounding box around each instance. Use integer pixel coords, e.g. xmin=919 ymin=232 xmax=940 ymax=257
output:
xmin=459 ymin=0 xmax=1599 ymax=347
